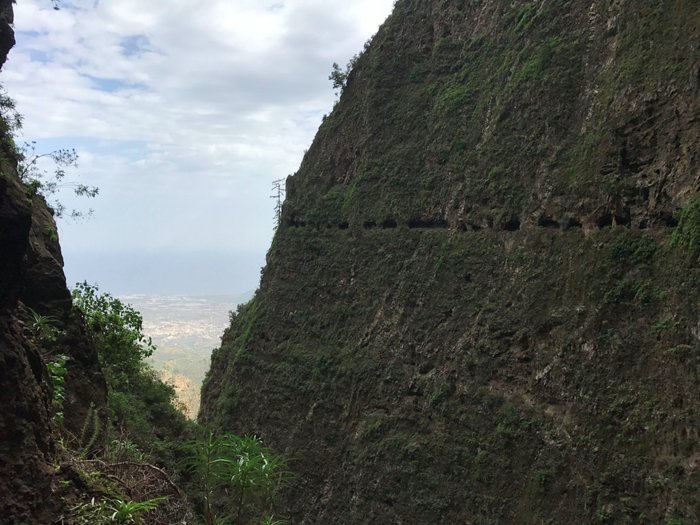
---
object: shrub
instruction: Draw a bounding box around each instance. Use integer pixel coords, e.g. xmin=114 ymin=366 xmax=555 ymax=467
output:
xmin=71 ymin=282 xmax=192 ymax=464
xmin=671 ymin=197 xmax=700 ymax=260
xmin=607 ymin=234 xmax=659 ymax=266
xmin=72 ymin=282 xmax=155 ymax=386
xmin=183 ymin=433 xmax=290 ymax=525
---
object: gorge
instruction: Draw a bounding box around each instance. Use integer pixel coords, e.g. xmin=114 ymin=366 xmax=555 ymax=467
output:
xmin=1 ymin=0 xmax=699 ymax=524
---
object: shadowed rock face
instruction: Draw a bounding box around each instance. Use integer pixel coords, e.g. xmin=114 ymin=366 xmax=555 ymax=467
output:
xmin=0 ymin=0 xmax=13 ymax=70
xmin=0 ymin=4 xmax=53 ymax=521
xmin=201 ymin=1 xmax=700 ymax=523
xmin=0 ymin=0 xmax=28 ymax=307
xmin=0 ymin=2 xmax=106 ymax=521
xmin=0 ymin=169 xmax=31 ymax=310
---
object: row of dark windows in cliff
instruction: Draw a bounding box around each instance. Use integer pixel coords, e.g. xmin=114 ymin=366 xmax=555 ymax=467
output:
xmin=286 ymin=218 xmax=453 ymax=230
xmin=286 ymin=211 xmax=678 ymax=232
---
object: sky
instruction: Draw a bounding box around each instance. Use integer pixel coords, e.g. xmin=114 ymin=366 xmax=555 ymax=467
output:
xmin=3 ymin=0 xmax=395 ymax=295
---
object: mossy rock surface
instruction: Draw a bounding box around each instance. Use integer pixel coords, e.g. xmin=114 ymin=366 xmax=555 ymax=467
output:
xmin=201 ymin=1 xmax=700 ymax=523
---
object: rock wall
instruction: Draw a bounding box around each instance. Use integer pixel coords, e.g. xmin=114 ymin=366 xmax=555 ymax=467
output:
xmin=201 ymin=1 xmax=700 ymax=523
xmin=0 ymin=2 xmax=106 ymax=521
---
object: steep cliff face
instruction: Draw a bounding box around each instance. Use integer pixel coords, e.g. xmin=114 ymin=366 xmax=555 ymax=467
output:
xmin=201 ymin=0 xmax=700 ymax=523
xmin=0 ymin=2 xmax=107 ymax=521
xmin=0 ymin=145 xmax=55 ymax=523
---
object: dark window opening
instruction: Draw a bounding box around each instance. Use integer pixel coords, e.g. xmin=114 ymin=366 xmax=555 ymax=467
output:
xmin=538 ymin=216 xmax=560 ymax=229
xmin=503 ymin=217 xmax=521 ymax=232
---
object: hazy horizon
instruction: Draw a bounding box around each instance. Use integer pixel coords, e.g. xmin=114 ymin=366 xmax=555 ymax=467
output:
xmin=64 ymin=248 xmax=264 ymax=296
xmin=6 ymin=0 xmax=395 ymax=296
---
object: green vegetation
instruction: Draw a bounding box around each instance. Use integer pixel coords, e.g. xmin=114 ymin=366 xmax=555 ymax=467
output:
xmin=71 ymin=496 xmax=166 ymax=525
xmin=516 ymin=36 xmax=562 ymax=83
xmin=671 ymin=197 xmax=700 ymax=261
xmin=0 ymin=87 xmax=23 ymax=137
xmin=106 ymin=497 xmax=167 ymax=524
xmin=329 ymin=37 xmax=372 ymax=98
xmin=46 ymin=354 xmax=68 ymax=423
xmin=4 ymin=0 xmax=697 ymax=522
xmin=329 ymin=60 xmax=353 ymax=98
xmin=72 ymin=282 xmax=192 ymax=463
xmin=72 ymin=282 xmax=155 ymax=382
xmin=0 ymin=87 xmax=98 ymax=219
xmin=67 ymin=282 xmax=291 ymax=524
xmin=28 ymin=308 xmax=60 ymax=343
xmin=26 ymin=309 xmax=69 ymax=424
xmin=513 ymin=3 xmax=537 ymax=34
xmin=607 ymin=234 xmax=659 ymax=266
xmin=183 ymin=433 xmax=290 ymax=525
xmin=17 ymin=140 xmax=99 ymax=219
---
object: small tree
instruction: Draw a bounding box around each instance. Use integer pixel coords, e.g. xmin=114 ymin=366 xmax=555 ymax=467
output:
xmin=328 ymin=36 xmax=374 ymax=99
xmin=270 ymin=178 xmax=285 ymax=230
xmin=0 ymin=88 xmax=23 ymax=134
xmin=328 ymin=54 xmax=360 ymax=98
xmin=72 ymin=282 xmax=155 ymax=387
xmin=329 ymin=62 xmax=348 ymax=97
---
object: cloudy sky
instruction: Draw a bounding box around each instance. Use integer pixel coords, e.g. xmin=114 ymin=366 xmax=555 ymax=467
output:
xmin=3 ymin=0 xmax=394 ymax=295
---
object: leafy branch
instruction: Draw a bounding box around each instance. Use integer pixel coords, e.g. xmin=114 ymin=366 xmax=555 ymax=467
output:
xmin=18 ymin=141 xmax=99 ymax=219
xmin=0 ymin=88 xmax=23 ymax=133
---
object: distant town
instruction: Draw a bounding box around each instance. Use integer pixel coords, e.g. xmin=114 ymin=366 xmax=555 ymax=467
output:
xmin=122 ymin=292 xmax=253 ymax=418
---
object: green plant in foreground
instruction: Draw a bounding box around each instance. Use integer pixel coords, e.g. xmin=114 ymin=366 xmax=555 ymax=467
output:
xmin=71 ymin=497 xmax=109 ymax=525
xmin=183 ymin=433 xmax=290 ymax=525
xmin=106 ymin=496 xmax=167 ymax=524
xmin=71 ymin=496 xmax=166 ymax=525
xmin=665 ymin=519 xmax=686 ymax=525
xmin=46 ymin=354 xmax=69 ymax=423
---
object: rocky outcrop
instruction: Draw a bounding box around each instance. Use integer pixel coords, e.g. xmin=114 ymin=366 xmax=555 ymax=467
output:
xmin=0 ymin=143 xmax=55 ymax=522
xmin=201 ymin=1 xmax=700 ymax=523
xmin=0 ymin=2 xmax=106 ymax=521
xmin=20 ymin=195 xmax=107 ymax=443
xmin=0 ymin=0 xmax=13 ymax=70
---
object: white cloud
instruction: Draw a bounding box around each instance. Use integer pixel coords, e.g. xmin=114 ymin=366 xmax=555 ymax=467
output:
xmin=3 ymin=0 xmax=394 ymax=293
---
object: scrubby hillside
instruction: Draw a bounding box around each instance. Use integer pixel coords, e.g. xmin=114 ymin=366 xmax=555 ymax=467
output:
xmin=201 ymin=1 xmax=700 ymax=523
